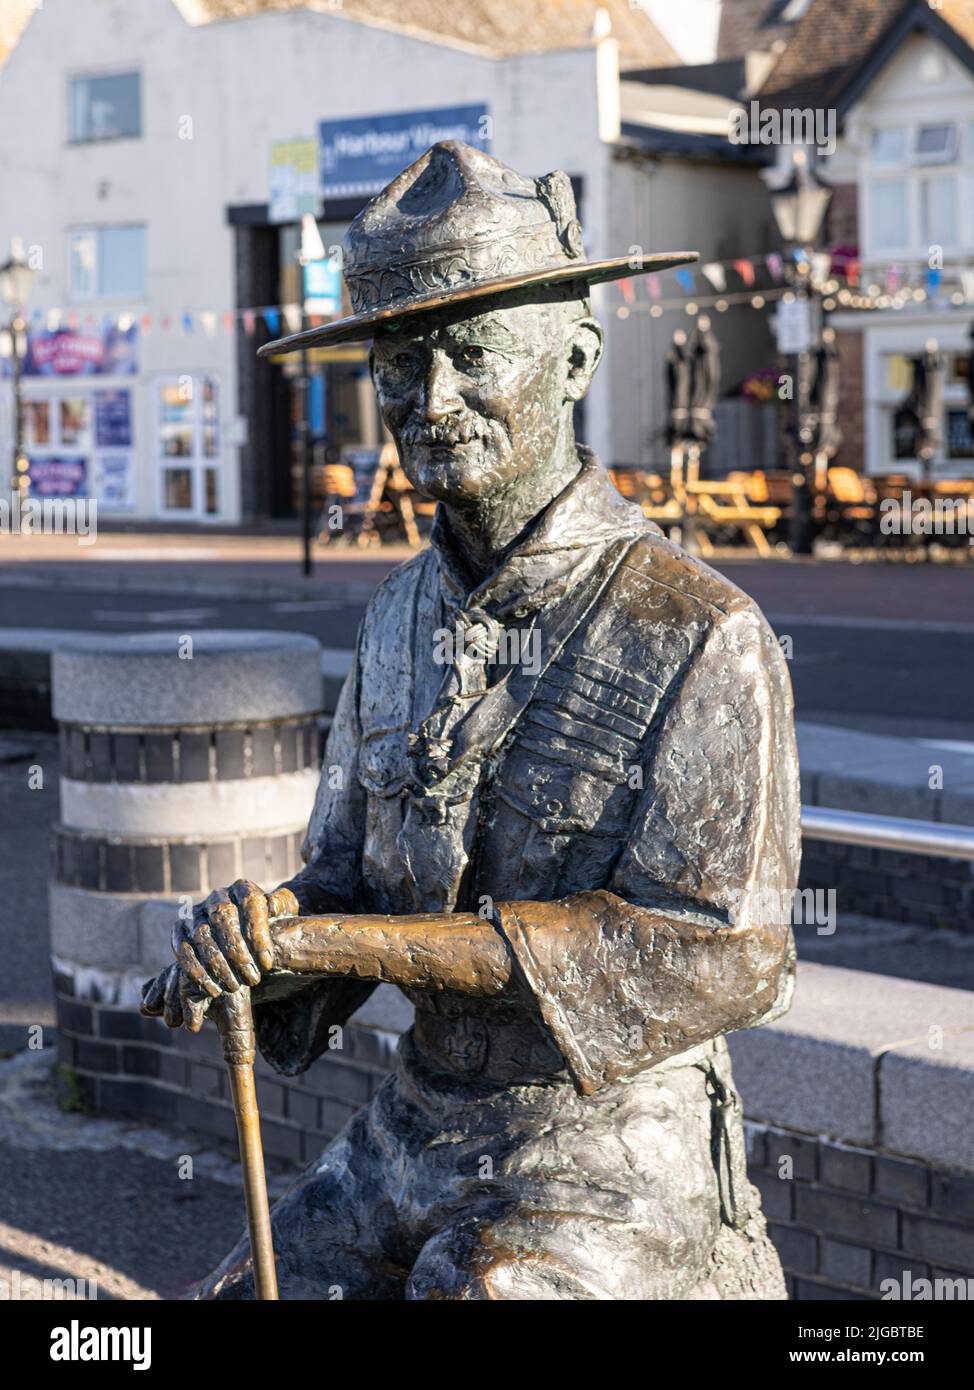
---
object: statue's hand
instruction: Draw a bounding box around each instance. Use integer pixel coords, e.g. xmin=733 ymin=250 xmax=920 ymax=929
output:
xmin=142 ymin=880 xmax=298 ymax=1031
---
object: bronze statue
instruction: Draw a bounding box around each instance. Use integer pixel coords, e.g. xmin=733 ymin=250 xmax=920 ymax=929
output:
xmin=143 ymin=142 xmax=800 ymax=1300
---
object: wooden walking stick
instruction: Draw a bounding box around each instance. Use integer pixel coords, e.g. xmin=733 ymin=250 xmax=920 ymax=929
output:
xmin=141 ymin=971 xmax=278 ymax=1300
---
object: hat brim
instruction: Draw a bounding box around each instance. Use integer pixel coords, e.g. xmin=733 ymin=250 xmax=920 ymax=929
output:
xmin=258 ymin=251 xmax=699 ymax=357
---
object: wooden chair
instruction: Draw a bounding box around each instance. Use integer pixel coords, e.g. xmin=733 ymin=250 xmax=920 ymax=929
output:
xmin=824 ymin=467 xmax=879 ymax=545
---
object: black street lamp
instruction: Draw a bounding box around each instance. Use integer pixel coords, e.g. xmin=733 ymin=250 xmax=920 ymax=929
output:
xmin=0 ymin=246 xmax=37 ymax=501
xmin=769 ymin=149 xmax=832 ymax=555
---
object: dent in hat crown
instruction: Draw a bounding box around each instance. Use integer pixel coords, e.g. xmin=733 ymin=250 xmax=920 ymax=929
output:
xmin=342 ymin=141 xmax=586 ymax=316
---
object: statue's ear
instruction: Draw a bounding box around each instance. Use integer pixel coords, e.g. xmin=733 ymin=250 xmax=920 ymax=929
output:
xmin=565 ymin=318 xmax=603 ymax=402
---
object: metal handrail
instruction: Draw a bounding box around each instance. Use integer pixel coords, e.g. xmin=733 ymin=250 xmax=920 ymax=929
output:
xmin=802 ymin=805 xmax=974 ymax=862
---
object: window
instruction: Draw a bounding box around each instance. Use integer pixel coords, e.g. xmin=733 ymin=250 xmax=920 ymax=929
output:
xmin=157 ymin=376 xmax=221 ymax=517
xmin=915 ymin=122 xmax=957 ymax=164
xmin=863 ymin=118 xmax=971 ymax=259
xmin=69 ymin=226 xmax=145 ymax=300
xmin=869 ymin=180 xmax=908 ymax=250
xmin=919 ymin=174 xmax=958 ymax=245
xmin=69 ymin=72 xmax=141 ymax=143
xmin=870 ymin=127 xmax=907 ymax=165
xmin=947 ymin=409 xmax=974 ymax=459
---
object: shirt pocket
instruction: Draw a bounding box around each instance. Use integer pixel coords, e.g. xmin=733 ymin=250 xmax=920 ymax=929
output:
xmin=495 ymin=749 xmax=635 ymax=837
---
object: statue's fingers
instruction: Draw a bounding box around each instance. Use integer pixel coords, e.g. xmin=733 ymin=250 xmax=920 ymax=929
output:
xmin=176 ymin=939 xmax=221 ymax=999
xmin=209 ymin=895 xmax=260 ymax=987
xmin=190 ymin=893 xmax=242 ymax=992
xmin=163 ymin=965 xmax=184 ymax=1030
xmin=230 ymin=879 xmax=274 ymax=974
xmin=140 ymin=969 xmax=168 ymax=1017
xmin=267 ymin=886 xmax=300 ymax=920
xmin=190 ymin=918 xmax=241 ymax=993
xmin=178 ymin=969 xmax=208 ymax=1034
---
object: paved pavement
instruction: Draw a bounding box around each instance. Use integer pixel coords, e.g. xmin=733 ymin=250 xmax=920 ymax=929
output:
xmin=0 ymin=1048 xmax=297 ymax=1300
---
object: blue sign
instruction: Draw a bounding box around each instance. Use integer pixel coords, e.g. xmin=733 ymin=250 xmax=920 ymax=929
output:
xmin=319 ymin=105 xmax=490 ymax=199
xmin=94 ymin=389 xmax=132 ymax=448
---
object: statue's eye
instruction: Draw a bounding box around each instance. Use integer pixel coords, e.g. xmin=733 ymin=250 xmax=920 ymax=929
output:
xmin=459 ymin=345 xmax=486 ymax=367
xmin=384 ymin=348 xmax=417 ymax=371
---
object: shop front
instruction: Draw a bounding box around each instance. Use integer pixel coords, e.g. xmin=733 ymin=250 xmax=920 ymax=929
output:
xmin=18 ymin=321 xmax=139 ymax=513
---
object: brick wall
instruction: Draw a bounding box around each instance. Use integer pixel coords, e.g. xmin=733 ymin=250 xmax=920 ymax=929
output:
xmin=800 ymin=841 xmax=974 ymax=933
xmin=748 ymin=1123 xmax=974 ymax=1300
xmin=833 ymin=327 xmax=865 ymax=473
xmin=826 ymin=182 xmax=859 ymax=251
xmin=53 ymin=972 xmax=401 ymax=1168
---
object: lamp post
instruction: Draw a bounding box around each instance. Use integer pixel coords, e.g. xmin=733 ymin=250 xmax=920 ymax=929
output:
xmin=0 ymin=246 xmax=37 ymax=502
xmin=769 ymin=149 xmax=832 ymax=555
xmin=296 ymin=213 xmax=325 ymax=578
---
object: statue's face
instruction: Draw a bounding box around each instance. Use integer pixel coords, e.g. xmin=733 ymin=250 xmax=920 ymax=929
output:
xmin=370 ymin=297 xmax=598 ymax=504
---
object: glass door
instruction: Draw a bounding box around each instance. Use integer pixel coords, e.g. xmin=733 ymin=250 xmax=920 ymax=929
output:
xmin=156 ymin=375 xmax=221 ymax=518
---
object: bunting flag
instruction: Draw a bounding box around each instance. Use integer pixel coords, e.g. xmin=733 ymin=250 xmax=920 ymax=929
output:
xmin=701 ymin=262 xmax=726 ymax=292
xmin=22 ymin=249 xmax=971 ymax=347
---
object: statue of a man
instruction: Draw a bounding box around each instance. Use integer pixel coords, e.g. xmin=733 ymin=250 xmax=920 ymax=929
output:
xmin=144 ymin=142 xmax=800 ymax=1301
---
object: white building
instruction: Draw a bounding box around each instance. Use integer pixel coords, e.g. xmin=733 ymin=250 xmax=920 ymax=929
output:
xmin=0 ymin=0 xmax=771 ymax=523
xmin=754 ymin=0 xmax=974 ymax=480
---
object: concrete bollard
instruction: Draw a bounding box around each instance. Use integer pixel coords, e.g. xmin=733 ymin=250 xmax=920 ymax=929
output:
xmin=49 ymin=631 xmax=322 ymax=1125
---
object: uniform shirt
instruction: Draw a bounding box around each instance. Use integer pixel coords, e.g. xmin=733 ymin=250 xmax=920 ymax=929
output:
xmin=254 ymin=451 xmax=800 ymax=1096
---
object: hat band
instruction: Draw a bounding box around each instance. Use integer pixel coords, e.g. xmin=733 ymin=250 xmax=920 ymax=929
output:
xmin=345 ymin=226 xmax=576 ymax=314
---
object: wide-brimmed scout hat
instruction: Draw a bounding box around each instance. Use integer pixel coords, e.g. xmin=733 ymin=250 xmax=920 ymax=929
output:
xmin=258 ymin=141 xmax=697 ymax=356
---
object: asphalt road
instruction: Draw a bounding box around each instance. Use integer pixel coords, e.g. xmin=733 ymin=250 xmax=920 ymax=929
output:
xmin=2 ymin=555 xmax=972 ymax=741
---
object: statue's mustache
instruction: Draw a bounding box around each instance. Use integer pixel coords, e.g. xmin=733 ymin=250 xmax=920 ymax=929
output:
xmin=400 ymin=416 xmax=494 ymax=448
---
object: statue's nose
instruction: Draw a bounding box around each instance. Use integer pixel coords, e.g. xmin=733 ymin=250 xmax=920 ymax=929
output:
xmin=424 ymin=354 xmax=463 ymax=423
